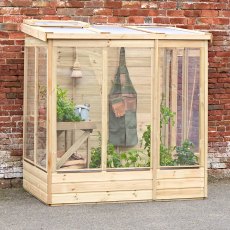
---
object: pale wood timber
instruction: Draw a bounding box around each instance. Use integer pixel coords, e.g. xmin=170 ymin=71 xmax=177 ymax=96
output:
xmin=51 ymin=190 xmax=152 ymax=204
xmin=157 ymin=168 xmax=204 ymax=179
xmin=23 ymin=47 xmax=28 ymax=160
xmin=152 ymin=40 xmax=160 ymax=200
xmin=23 ymin=170 xmax=47 ymax=193
xmin=56 ymin=131 xmax=91 ymax=169
xmin=52 ymin=170 xmax=152 ymax=183
xmin=23 ymin=179 xmax=48 ymax=203
xmin=57 ymin=122 xmax=96 ymax=131
xmin=47 ymin=40 xmax=55 ymax=203
xmin=34 ymin=47 xmax=38 ymax=164
xmin=23 ymin=161 xmax=47 ymax=182
xmin=101 ymin=47 xmax=108 ymax=171
xmin=157 ymin=178 xmax=204 ymax=190
xmin=52 ymin=180 xmax=152 ymax=193
xmin=170 ymin=49 xmax=178 ymax=148
xmin=156 ymin=188 xmax=204 ymax=200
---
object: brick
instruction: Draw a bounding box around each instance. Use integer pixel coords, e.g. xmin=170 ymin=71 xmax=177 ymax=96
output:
xmin=170 ymin=18 xmax=187 ymax=24
xmin=153 ymin=17 xmax=170 ymax=24
xmin=66 ymin=1 xmax=85 ymax=8
xmin=122 ymin=1 xmax=141 ymax=9
xmin=193 ymin=3 xmax=227 ymax=10
xmin=184 ymin=10 xmax=201 ymax=17
xmin=39 ymin=8 xmax=57 ymax=15
xmin=108 ymin=17 xmax=125 ymax=24
xmin=141 ymin=2 xmax=157 ymax=9
xmin=127 ymin=16 xmax=145 ymax=24
xmin=167 ymin=10 xmax=184 ymax=17
xmin=11 ymin=149 xmax=23 ymax=156
xmin=200 ymin=10 xmax=219 ymax=17
xmin=3 ymin=16 xmax=26 ymax=23
xmin=129 ymin=9 xmax=150 ymax=17
xmin=76 ymin=9 xmax=94 ymax=16
xmin=113 ymin=9 xmax=131 ymax=17
xmin=11 ymin=0 xmax=32 ymax=7
xmin=0 ymin=23 xmax=18 ymax=31
xmin=90 ymin=16 xmax=108 ymax=24
xmin=93 ymin=9 xmax=113 ymax=16
xmin=104 ymin=1 xmax=122 ymax=9
xmin=0 ymin=0 xmax=12 ymax=7
xmin=219 ymin=11 xmax=230 ymax=17
xmin=57 ymin=8 xmax=77 ymax=16
xmin=20 ymin=8 xmax=39 ymax=15
xmin=3 ymin=46 xmax=22 ymax=52
xmin=158 ymin=1 xmax=177 ymax=9
xmin=85 ymin=1 xmax=104 ymax=8
xmin=213 ymin=18 xmax=230 ymax=25
xmin=0 ymin=31 xmax=9 ymax=39
xmin=32 ymin=0 xmax=53 ymax=7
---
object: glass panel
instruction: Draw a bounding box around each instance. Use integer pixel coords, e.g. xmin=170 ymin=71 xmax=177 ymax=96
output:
xmin=107 ymin=47 xmax=151 ymax=169
xmin=160 ymin=48 xmax=200 ymax=166
xmin=36 ymin=47 xmax=47 ymax=168
xmin=56 ymin=47 xmax=102 ymax=170
xmin=24 ymin=47 xmax=35 ymax=161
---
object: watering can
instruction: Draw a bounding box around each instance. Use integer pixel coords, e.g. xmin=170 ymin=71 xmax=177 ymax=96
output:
xmin=75 ymin=104 xmax=90 ymax=121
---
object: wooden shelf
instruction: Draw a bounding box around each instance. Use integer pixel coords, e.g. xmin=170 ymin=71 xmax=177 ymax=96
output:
xmin=57 ymin=121 xmax=96 ymax=131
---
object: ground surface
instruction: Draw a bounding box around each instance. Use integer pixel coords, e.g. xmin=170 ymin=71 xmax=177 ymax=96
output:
xmin=0 ymin=180 xmax=230 ymax=230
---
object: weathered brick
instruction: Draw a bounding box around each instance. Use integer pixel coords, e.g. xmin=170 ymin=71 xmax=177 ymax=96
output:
xmin=122 ymin=1 xmax=141 ymax=9
xmin=11 ymin=0 xmax=32 ymax=7
xmin=127 ymin=16 xmax=144 ymax=24
xmin=104 ymin=1 xmax=122 ymax=9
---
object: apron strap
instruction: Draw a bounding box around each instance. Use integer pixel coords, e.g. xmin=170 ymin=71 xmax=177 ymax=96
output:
xmin=119 ymin=47 xmax=126 ymax=67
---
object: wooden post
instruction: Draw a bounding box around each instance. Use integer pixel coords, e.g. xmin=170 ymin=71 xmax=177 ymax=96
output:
xmin=200 ymin=42 xmax=208 ymax=197
xmin=152 ymin=40 xmax=160 ymax=200
xmin=23 ymin=46 xmax=28 ymax=161
xmin=101 ymin=47 xmax=108 ymax=171
xmin=47 ymin=40 xmax=56 ymax=204
xmin=170 ymin=48 xmax=178 ymax=148
xmin=182 ymin=48 xmax=189 ymax=141
xmin=34 ymin=47 xmax=38 ymax=164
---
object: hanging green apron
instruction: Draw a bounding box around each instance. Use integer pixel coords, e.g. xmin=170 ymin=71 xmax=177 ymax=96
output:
xmin=109 ymin=47 xmax=138 ymax=147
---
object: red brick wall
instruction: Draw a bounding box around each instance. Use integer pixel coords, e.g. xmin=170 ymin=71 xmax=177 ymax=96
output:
xmin=0 ymin=0 xmax=230 ymax=186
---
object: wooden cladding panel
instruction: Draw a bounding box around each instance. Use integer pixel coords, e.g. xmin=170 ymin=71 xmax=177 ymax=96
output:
xmin=157 ymin=168 xmax=204 ymax=180
xmin=52 ymin=180 xmax=152 ymax=194
xmin=23 ymin=170 xmax=47 ymax=193
xmin=157 ymin=178 xmax=204 ymax=190
xmin=23 ymin=161 xmax=47 ymax=182
xmin=156 ymin=188 xmax=204 ymax=200
xmin=52 ymin=190 xmax=152 ymax=204
xmin=52 ymin=170 xmax=152 ymax=183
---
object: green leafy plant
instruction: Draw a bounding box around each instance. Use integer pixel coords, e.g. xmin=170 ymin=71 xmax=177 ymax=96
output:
xmin=141 ymin=97 xmax=175 ymax=166
xmin=121 ymin=149 xmax=150 ymax=167
xmin=159 ymin=97 xmax=176 ymax=166
xmin=141 ymin=124 xmax=151 ymax=157
xmin=174 ymin=139 xmax=198 ymax=166
xmin=57 ymin=86 xmax=81 ymax=122
xmin=89 ymin=134 xmax=149 ymax=168
xmin=160 ymin=143 xmax=175 ymax=166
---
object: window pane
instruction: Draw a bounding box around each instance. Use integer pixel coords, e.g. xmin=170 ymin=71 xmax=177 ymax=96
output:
xmin=160 ymin=48 xmax=200 ymax=166
xmin=24 ymin=47 xmax=35 ymax=162
xmin=107 ymin=47 xmax=151 ymax=169
xmin=36 ymin=47 xmax=47 ymax=168
xmin=56 ymin=47 xmax=102 ymax=170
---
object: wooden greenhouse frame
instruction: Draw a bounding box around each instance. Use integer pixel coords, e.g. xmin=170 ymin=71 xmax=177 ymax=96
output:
xmin=22 ymin=20 xmax=211 ymax=205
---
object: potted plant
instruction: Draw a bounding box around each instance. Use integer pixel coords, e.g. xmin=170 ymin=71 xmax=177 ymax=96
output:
xmin=57 ymin=86 xmax=81 ymax=122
